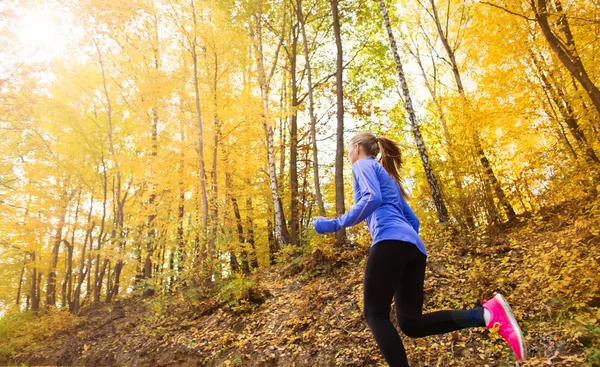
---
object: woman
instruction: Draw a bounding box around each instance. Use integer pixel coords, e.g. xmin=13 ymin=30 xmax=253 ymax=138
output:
xmin=313 ymin=132 xmax=525 ymax=366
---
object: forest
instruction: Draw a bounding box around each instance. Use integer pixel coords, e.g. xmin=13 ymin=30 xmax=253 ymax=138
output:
xmin=1 ymin=0 xmax=599 ymax=365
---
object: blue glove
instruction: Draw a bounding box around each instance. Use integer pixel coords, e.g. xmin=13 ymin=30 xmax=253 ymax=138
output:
xmin=314 ymin=217 xmax=341 ymax=234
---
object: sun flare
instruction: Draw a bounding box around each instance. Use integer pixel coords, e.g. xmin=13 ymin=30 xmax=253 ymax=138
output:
xmin=17 ymin=9 xmax=68 ymax=60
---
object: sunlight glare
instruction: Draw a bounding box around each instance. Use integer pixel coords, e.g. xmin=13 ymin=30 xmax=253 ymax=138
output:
xmin=17 ymin=9 xmax=68 ymax=60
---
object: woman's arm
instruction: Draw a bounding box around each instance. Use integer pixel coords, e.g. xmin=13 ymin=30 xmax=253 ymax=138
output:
xmin=315 ymin=160 xmax=382 ymax=233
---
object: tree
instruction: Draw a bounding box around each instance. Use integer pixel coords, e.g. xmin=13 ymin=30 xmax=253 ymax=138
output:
xmin=249 ymin=2 xmax=291 ymax=249
xmin=330 ymin=0 xmax=347 ymax=244
xmin=378 ymin=0 xmax=450 ymax=224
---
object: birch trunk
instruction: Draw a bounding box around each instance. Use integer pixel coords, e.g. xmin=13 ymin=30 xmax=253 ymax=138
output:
xmin=191 ymin=1 xmax=210 ymax=276
xmin=177 ymin=106 xmax=186 ymax=274
xmin=297 ymin=0 xmax=326 ymax=217
xmin=209 ymin=49 xmax=220 ymax=278
xmin=289 ymin=13 xmax=300 ymax=247
xmin=251 ymin=10 xmax=290 ymax=249
xmin=379 ymin=0 xmax=449 ymax=223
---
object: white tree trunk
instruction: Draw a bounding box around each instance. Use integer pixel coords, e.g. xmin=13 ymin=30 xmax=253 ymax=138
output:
xmin=251 ymin=12 xmax=290 ymax=248
xmin=379 ymin=0 xmax=449 ymax=223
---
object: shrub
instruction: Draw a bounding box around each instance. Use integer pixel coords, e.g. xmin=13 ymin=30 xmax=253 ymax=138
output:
xmin=216 ymin=273 xmax=269 ymax=313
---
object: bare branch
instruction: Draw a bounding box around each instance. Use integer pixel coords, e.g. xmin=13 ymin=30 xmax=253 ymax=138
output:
xmin=480 ymin=1 xmax=536 ymax=21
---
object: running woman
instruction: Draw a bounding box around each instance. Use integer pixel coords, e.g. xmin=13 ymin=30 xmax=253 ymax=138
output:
xmin=313 ymin=132 xmax=526 ymax=366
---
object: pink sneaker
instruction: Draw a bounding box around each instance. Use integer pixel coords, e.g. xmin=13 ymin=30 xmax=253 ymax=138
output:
xmin=483 ymin=294 xmax=526 ymax=361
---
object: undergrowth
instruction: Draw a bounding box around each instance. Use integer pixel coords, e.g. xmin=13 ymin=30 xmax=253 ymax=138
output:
xmin=1 ymin=195 xmax=599 ymax=366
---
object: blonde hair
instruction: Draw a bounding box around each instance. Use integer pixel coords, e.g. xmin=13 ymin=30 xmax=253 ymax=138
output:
xmin=350 ymin=132 xmax=409 ymax=199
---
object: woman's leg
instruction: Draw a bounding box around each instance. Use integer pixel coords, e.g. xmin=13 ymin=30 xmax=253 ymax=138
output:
xmin=363 ymin=241 xmax=413 ymax=367
xmin=394 ymin=245 xmax=485 ymax=338
xmin=364 ymin=240 xmax=486 ymax=366
xmin=394 ymin=245 xmax=526 ymax=361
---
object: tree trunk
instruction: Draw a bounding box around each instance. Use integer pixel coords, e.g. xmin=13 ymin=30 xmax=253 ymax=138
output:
xmin=226 ymin=172 xmax=249 ymax=274
xmin=106 ymin=261 xmax=112 ymax=302
xmin=73 ymin=196 xmax=94 ymax=313
xmin=190 ymin=1 xmax=210 ymax=279
xmin=246 ymin=195 xmax=259 ymax=270
xmin=289 ymin=12 xmax=300 ymax=247
xmin=109 ymin=260 xmax=124 ymax=301
xmin=46 ymin=189 xmax=71 ymax=307
xmin=267 ymin=219 xmax=276 ymax=265
xmin=429 ymin=0 xmax=515 ymax=221
xmin=93 ymin=159 xmax=108 ymax=304
xmin=178 ymin=114 xmax=186 ymax=274
xmin=300 ymin=142 xmax=312 ymax=235
xmin=31 ymin=252 xmax=39 ymax=312
xmin=409 ymin=38 xmax=475 ymax=229
xmin=109 ymin=169 xmax=126 ymax=302
xmin=16 ymin=257 xmax=26 ymax=309
xmin=529 ymin=49 xmax=600 ymax=165
xmin=378 ymin=0 xmax=449 ymax=223
xmin=297 ymin=0 xmax=326 ymax=217
xmin=62 ymin=190 xmax=81 ymax=309
xmin=251 ymin=11 xmax=290 ymax=249
xmin=532 ymin=0 xmax=600 ymax=116
xmin=92 ymin=30 xmax=125 ymax=301
xmin=225 ymin=172 xmax=243 ymax=273
xmin=61 ymin=240 xmax=73 ymax=308
xmin=143 ymin=108 xmax=159 ymax=296
xmin=279 ymin=58 xmax=288 ymax=190
xmin=209 ymin=49 xmax=220 ymax=278
xmin=330 ymin=0 xmax=347 ymax=244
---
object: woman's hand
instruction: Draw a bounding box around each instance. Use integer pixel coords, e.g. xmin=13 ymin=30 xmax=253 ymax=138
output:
xmin=313 ymin=217 xmax=341 ymax=234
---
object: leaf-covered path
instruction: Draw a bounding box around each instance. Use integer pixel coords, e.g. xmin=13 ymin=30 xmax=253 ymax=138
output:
xmin=3 ymin=197 xmax=599 ymax=366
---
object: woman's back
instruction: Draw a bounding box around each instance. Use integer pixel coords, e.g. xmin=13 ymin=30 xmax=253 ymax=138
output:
xmin=351 ymin=158 xmax=427 ymax=255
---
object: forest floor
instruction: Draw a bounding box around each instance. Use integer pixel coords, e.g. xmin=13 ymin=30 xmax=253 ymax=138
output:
xmin=1 ymin=196 xmax=600 ymax=367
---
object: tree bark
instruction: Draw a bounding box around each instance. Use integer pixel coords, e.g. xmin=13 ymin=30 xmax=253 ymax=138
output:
xmin=209 ymin=49 xmax=220 ymax=279
xmin=428 ymin=0 xmax=515 ymax=221
xmin=529 ymin=48 xmax=600 ymax=165
xmin=142 ymin=106 xmax=159 ymax=296
xmin=177 ymin=121 xmax=186 ymax=274
xmin=532 ymin=0 xmax=600 ymax=117
xmin=31 ymin=251 xmax=39 ymax=312
xmin=108 ymin=170 xmax=127 ymax=302
xmin=246 ymin=195 xmax=259 ymax=270
xmin=46 ymin=189 xmax=71 ymax=307
xmin=94 ymin=157 xmax=108 ymax=304
xmin=250 ymin=9 xmax=290 ymax=249
xmin=289 ymin=10 xmax=300 ymax=246
xmin=73 ymin=196 xmax=94 ymax=313
xmin=297 ymin=0 xmax=326 ymax=217
xmin=279 ymin=66 xmax=287 ymax=187
xmin=16 ymin=257 xmax=26 ymax=308
xmin=330 ymin=0 xmax=347 ymax=244
xmin=62 ymin=191 xmax=81 ymax=309
xmin=226 ymin=172 xmax=247 ymax=274
xmin=190 ymin=0 xmax=210 ymax=278
xmin=379 ymin=0 xmax=449 ymax=223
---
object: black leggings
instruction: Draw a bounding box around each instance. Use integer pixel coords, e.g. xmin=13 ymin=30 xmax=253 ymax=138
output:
xmin=363 ymin=240 xmax=485 ymax=367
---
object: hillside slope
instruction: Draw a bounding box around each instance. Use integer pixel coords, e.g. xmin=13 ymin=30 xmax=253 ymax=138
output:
xmin=2 ymin=197 xmax=599 ymax=367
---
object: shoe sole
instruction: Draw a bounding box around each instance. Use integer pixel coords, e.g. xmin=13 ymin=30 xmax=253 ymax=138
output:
xmin=495 ymin=293 xmax=526 ymax=361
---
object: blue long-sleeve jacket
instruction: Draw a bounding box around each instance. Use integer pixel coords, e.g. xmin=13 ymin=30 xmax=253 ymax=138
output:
xmin=315 ymin=157 xmax=427 ymax=256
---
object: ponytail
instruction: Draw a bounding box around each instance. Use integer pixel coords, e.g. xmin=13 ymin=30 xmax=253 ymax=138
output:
xmin=349 ymin=132 xmax=409 ymax=199
xmin=377 ymin=137 xmax=409 ymax=199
